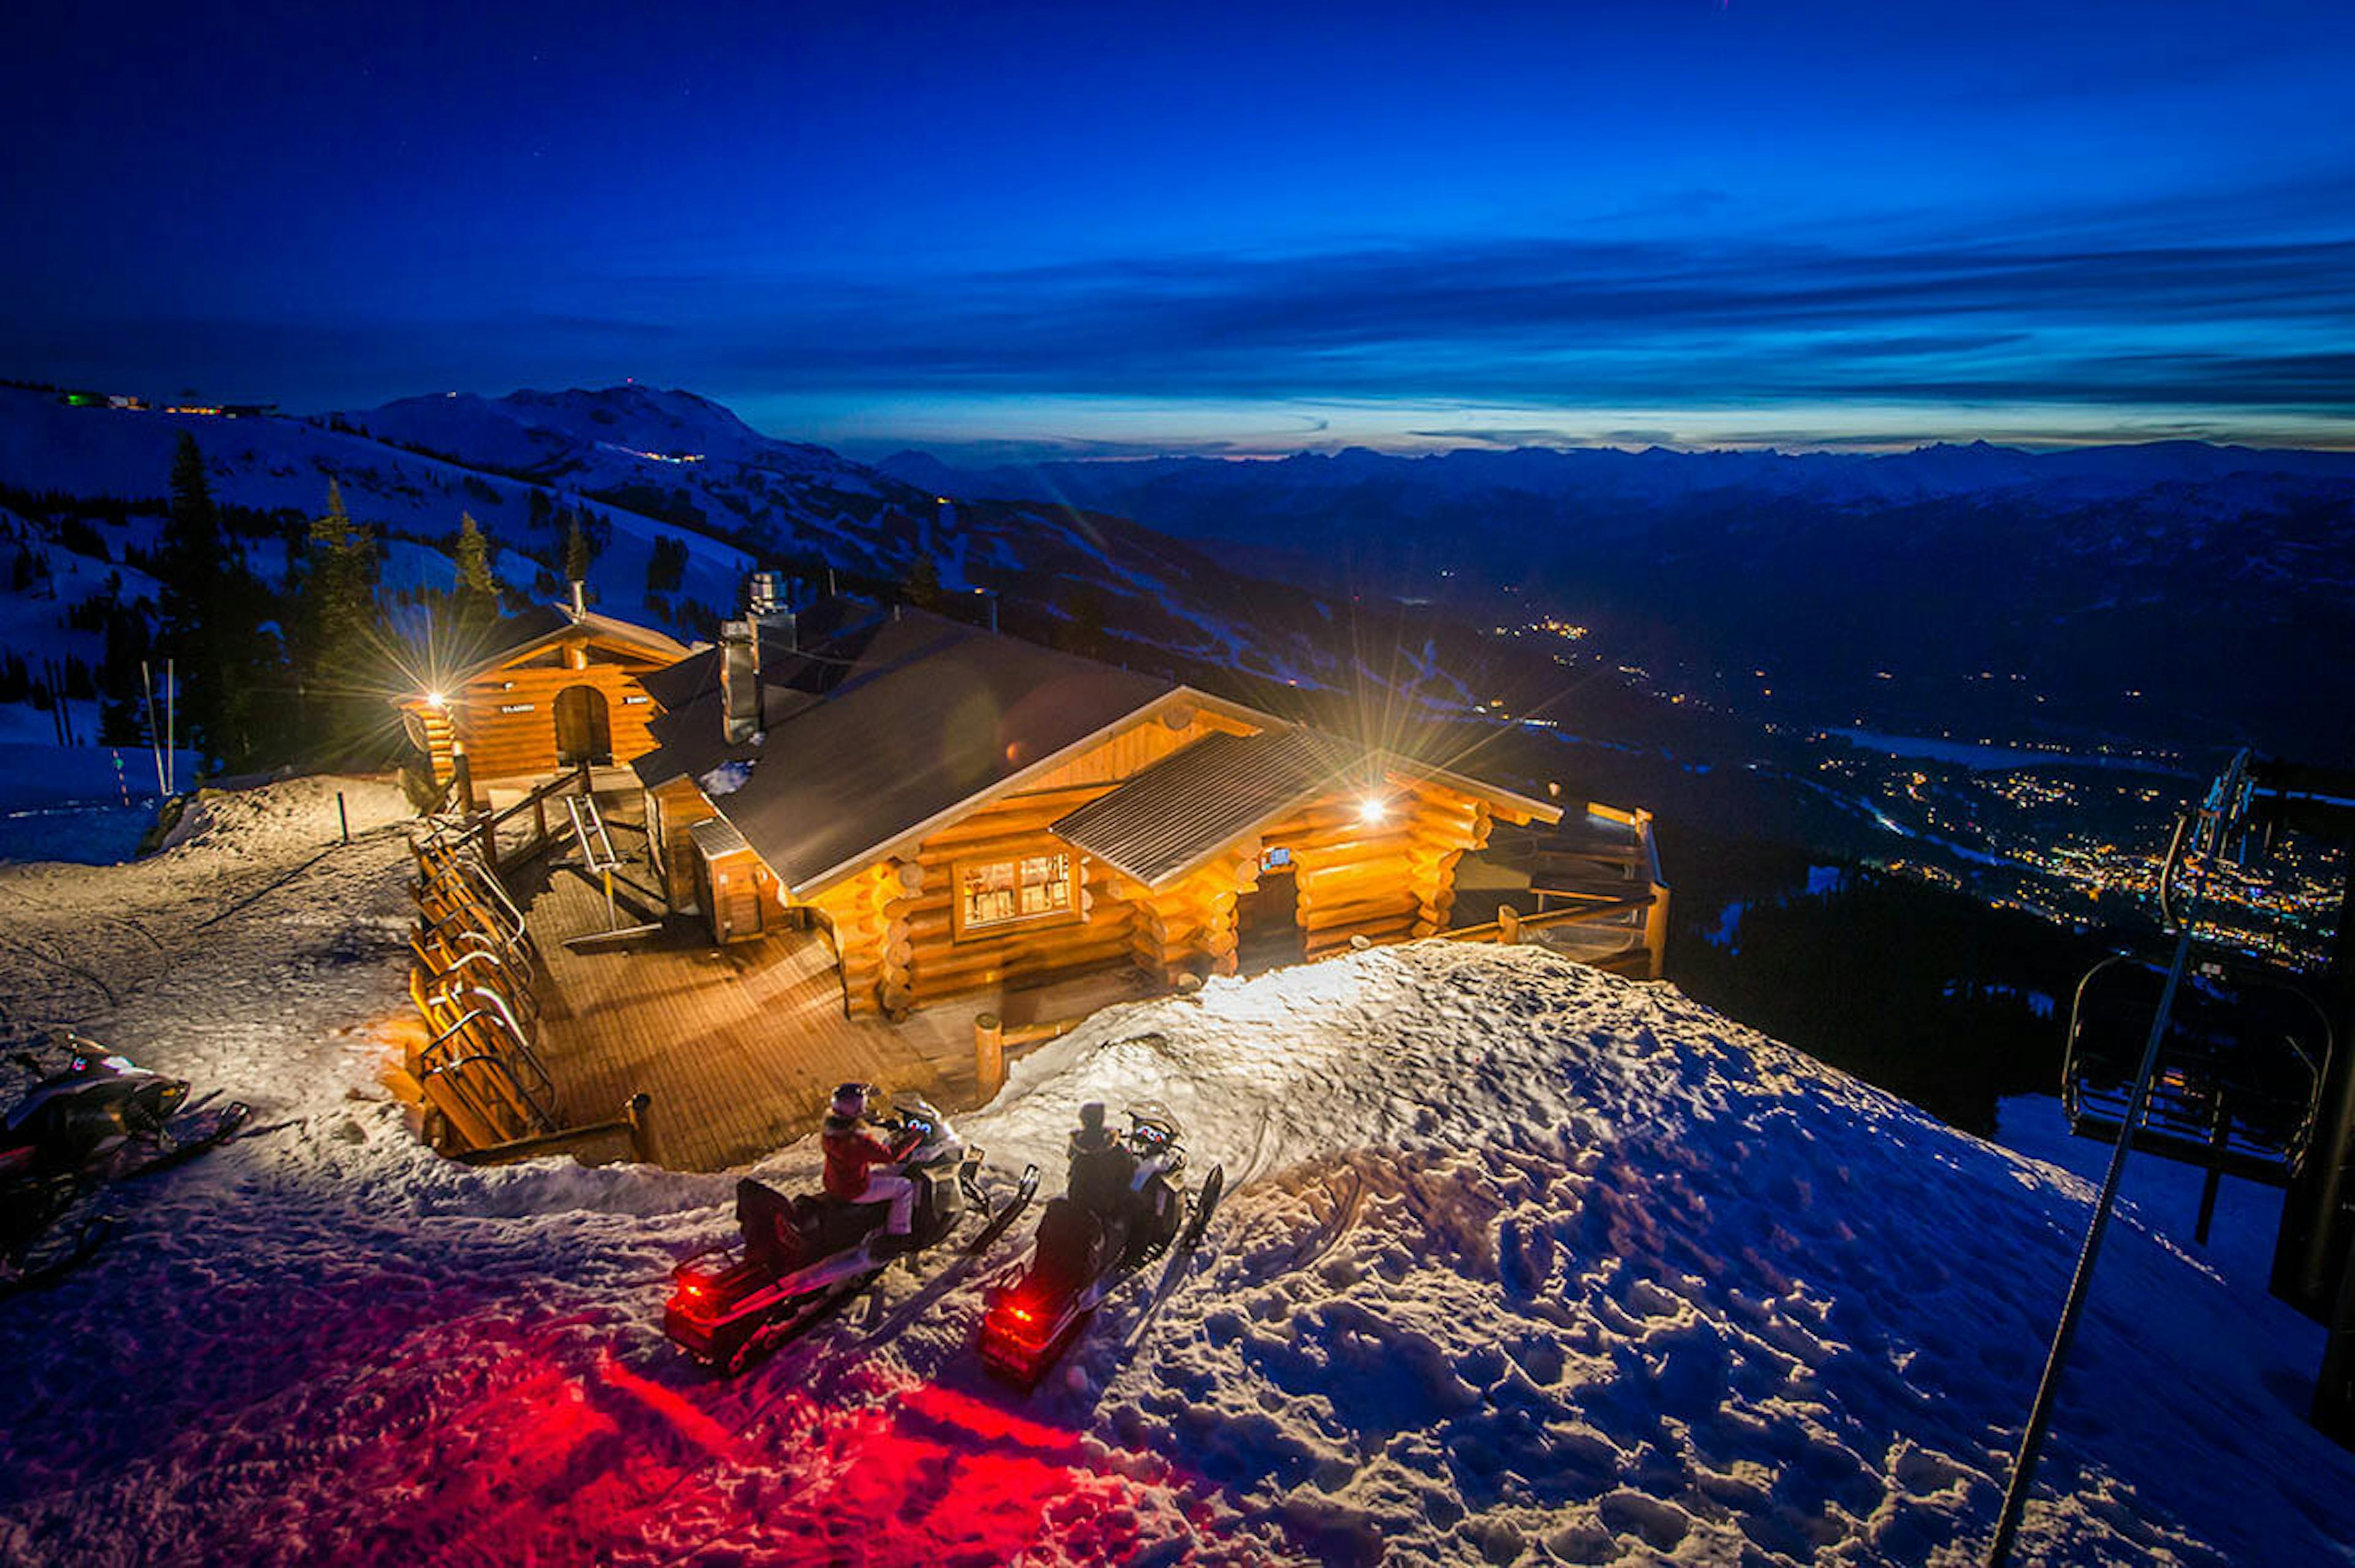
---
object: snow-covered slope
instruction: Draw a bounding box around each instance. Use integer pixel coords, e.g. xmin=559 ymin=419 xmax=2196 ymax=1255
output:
xmin=0 ymin=385 xmax=1355 ymax=738
xmin=1 ymin=778 xmax=2347 ymax=1565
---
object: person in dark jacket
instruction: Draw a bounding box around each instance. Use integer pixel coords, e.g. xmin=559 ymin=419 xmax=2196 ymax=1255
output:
xmin=1065 ymin=1101 xmax=1136 ymax=1218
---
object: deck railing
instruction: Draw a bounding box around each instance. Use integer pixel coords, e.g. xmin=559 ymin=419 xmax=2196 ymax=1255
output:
xmin=397 ymin=783 xmax=652 ymax=1162
xmin=1447 ymin=805 xmax=1670 ymax=980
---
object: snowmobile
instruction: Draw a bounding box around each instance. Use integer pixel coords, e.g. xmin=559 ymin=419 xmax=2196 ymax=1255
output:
xmin=978 ymin=1103 xmax=1223 ymax=1386
xmin=1 ymin=1033 xmax=250 ymax=1293
xmin=665 ymin=1094 xmax=1033 ymax=1374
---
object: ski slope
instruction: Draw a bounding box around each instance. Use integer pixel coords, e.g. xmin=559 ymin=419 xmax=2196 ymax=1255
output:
xmin=0 ymin=776 xmax=2349 ymax=1566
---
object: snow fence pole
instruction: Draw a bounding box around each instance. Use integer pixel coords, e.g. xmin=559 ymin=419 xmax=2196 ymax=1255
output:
xmin=1988 ymin=914 xmax=2197 ymax=1565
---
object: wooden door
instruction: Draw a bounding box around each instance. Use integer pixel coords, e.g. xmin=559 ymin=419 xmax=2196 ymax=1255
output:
xmin=553 ymin=684 xmax=612 ymax=765
xmin=1236 ymin=868 xmax=1303 ymax=968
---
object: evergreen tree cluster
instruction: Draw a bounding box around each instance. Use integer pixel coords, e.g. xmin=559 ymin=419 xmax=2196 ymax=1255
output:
xmin=645 ymin=535 xmax=688 ymax=596
xmin=156 ymin=434 xmax=279 ymax=768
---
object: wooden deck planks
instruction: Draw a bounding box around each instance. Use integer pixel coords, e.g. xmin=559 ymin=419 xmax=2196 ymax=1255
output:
xmin=516 ymin=805 xmax=979 ymax=1172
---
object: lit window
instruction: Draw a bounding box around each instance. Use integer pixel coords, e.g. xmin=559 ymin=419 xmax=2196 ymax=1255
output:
xmin=957 ymin=852 xmax=1075 ymax=936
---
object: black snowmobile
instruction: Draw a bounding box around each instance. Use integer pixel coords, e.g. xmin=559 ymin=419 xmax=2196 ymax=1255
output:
xmin=665 ymin=1093 xmax=1035 ymax=1374
xmin=978 ymin=1102 xmax=1222 ymax=1386
xmin=1 ymin=1033 xmax=250 ymax=1293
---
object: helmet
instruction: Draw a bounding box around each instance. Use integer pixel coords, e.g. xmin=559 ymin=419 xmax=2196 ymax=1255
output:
xmin=1071 ymin=1101 xmax=1116 ymax=1153
xmin=829 ymin=1082 xmax=877 ymax=1120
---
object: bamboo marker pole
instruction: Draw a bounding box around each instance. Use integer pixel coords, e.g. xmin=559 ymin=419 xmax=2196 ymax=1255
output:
xmin=141 ymin=661 xmax=166 ymax=794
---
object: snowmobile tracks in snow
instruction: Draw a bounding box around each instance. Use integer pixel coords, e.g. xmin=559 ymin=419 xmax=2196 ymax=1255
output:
xmin=1271 ymin=1161 xmax=1366 ymax=1279
xmin=0 ymin=1216 xmax=111 ymax=1299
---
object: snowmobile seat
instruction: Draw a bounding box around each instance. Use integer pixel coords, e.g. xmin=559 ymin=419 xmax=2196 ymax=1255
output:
xmin=737 ymin=1179 xmax=798 ymax=1271
xmin=1032 ymin=1194 xmax=1118 ymax=1296
xmin=808 ymin=1193 xmax=890 ymax=1256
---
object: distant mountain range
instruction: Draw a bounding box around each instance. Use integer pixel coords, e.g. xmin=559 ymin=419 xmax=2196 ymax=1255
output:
xmin=882 ymin=440 xmax=2355 ymax=764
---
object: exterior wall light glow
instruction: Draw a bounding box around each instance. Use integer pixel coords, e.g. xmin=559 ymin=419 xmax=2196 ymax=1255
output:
xmin=1358 ymin=796 xmax=1390 ymax=825
xmin=425 ymin=691 xmax=447 ymax=709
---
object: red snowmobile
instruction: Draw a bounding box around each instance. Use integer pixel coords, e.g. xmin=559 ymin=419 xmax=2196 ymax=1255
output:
xmin=665 ymin=1093 xmax=1034 ymax=1374
xmin=978 ymin=1102 xmax=1222 ymax=1386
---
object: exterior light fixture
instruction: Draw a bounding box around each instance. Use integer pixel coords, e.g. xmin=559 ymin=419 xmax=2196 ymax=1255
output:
xmin=1358 ymin=796 xmax=1389 ymax=826
xmin=425 ymin=691 xmax=447 ymax=709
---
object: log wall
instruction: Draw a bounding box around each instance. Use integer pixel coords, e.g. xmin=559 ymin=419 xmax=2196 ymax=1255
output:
xmin=796 ymin=715 xmax=1542 ymax=1016
xmin=452 ymin=657 xmax=666 ymax=784
xmin=646 ymin=776 xmax=721 ymax=911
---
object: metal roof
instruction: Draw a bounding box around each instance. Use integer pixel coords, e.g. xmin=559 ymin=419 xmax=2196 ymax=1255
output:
xmin=1050 ymin=727 xmax=1368 ymax=887
xmin=1052 ymin=727 xmax=1567 ymax=889
xmin=635 ymin=608 xmax=1178 ymax=897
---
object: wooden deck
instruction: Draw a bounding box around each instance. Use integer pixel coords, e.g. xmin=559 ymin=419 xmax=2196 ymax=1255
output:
xmin=515 ymin=797 xmax=1155 ymax=1171
xmin=510 ymin=791 xmax=1659 ymax=1172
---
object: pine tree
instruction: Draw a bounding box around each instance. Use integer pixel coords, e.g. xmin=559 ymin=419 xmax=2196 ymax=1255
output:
xmin=902 ymin=551 xmax=942 ymax=611
xmin=563 ymin=512 xmax=594 ymax=589
xmin=452 ymin=511 xmax=499 ymax=629
xmin=296 ymin=481 xmax=384 ymax=754
xmin=154 ymin=435 xmax=235 ymax=767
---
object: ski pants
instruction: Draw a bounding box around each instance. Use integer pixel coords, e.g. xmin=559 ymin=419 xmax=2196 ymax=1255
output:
xmin=862 ymin=1172 xmax=917 ymax=1234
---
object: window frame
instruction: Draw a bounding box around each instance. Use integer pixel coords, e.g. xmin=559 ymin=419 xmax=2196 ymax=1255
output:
xmin=950 ymin=849 xmax=1081 ymax=940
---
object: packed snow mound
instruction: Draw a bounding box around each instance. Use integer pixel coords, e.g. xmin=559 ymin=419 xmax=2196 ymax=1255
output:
xmin=1 ymin=800 xmax=2349 ymax=1566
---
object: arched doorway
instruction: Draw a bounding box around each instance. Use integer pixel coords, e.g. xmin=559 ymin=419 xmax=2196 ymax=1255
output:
xmin=553 ymin=684 xmax=613 ymax=765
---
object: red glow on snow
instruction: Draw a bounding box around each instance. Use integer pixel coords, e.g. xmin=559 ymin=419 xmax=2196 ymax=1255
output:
xmin=594 ymin=1351 xmax=750 ymax=1464
xmin=898 ymin=1379 xmax=1081 ymax=1451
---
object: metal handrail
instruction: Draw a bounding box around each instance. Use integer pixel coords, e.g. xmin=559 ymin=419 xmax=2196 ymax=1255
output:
xmin=419 ymin=1050 xmax=554 ymax=1139
xmin=419 ymin=1011 xmax=556 ymax=1131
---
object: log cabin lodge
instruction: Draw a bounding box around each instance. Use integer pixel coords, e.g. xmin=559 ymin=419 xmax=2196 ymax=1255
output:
xmin=393 ymin=590 xmax=1667 ymax=1168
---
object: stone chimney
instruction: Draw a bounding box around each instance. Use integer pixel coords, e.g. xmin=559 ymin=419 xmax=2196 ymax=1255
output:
xmin=719 ymin=619 xmax=760 ymax=743
xmin=567 ymin=579 xmax=586 ymax=621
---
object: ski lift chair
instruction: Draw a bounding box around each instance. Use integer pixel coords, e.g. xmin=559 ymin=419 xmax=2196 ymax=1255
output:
xmin=2062 ymin=952 xmax=2333 ymax=1188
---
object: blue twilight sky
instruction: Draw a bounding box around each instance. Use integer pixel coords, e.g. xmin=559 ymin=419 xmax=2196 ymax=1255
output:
xmin=5 ymin=0 xmax=2353 ymax=457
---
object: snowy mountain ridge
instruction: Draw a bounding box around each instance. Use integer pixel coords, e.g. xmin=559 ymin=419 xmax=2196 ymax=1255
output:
xmin=0 ymin=775 xmax=2348 ymax=1565
xmin=0 ymin=384 xmax=1363 ymax=755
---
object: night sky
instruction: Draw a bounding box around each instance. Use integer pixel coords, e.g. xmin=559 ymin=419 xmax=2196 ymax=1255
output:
xmin=7 ymin=0 xmax=2352 ymax=456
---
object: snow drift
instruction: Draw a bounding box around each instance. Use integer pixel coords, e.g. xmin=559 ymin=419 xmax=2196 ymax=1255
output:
xmin=0 ymin=778 xmax=2349 ymax=1565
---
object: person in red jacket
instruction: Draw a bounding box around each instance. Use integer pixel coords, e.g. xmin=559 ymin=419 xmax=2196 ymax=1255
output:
xmin=821 ymin=1082 xmax=918 ymax=1241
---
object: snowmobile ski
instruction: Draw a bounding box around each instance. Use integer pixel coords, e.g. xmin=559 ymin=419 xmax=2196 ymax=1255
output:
xmin=0 ymin=1217 xmax=111 ymax=1301
xmin=1122 ymin=1162 xmax=1223 ymax=1350
xmin=113 ymin=1101 xmax=251 ymax=1182
xmin=964 ymin=1162 xmax=1041 ymax=1256
xmin=835 ymin=1163 xmax=1044 ymax=1358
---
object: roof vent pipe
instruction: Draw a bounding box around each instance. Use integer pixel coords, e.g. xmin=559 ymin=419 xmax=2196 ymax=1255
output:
xmin=719 ymin=619 xmax=761 ymax=743
xmin=747 ymin=570 xmax=797 ymax=653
